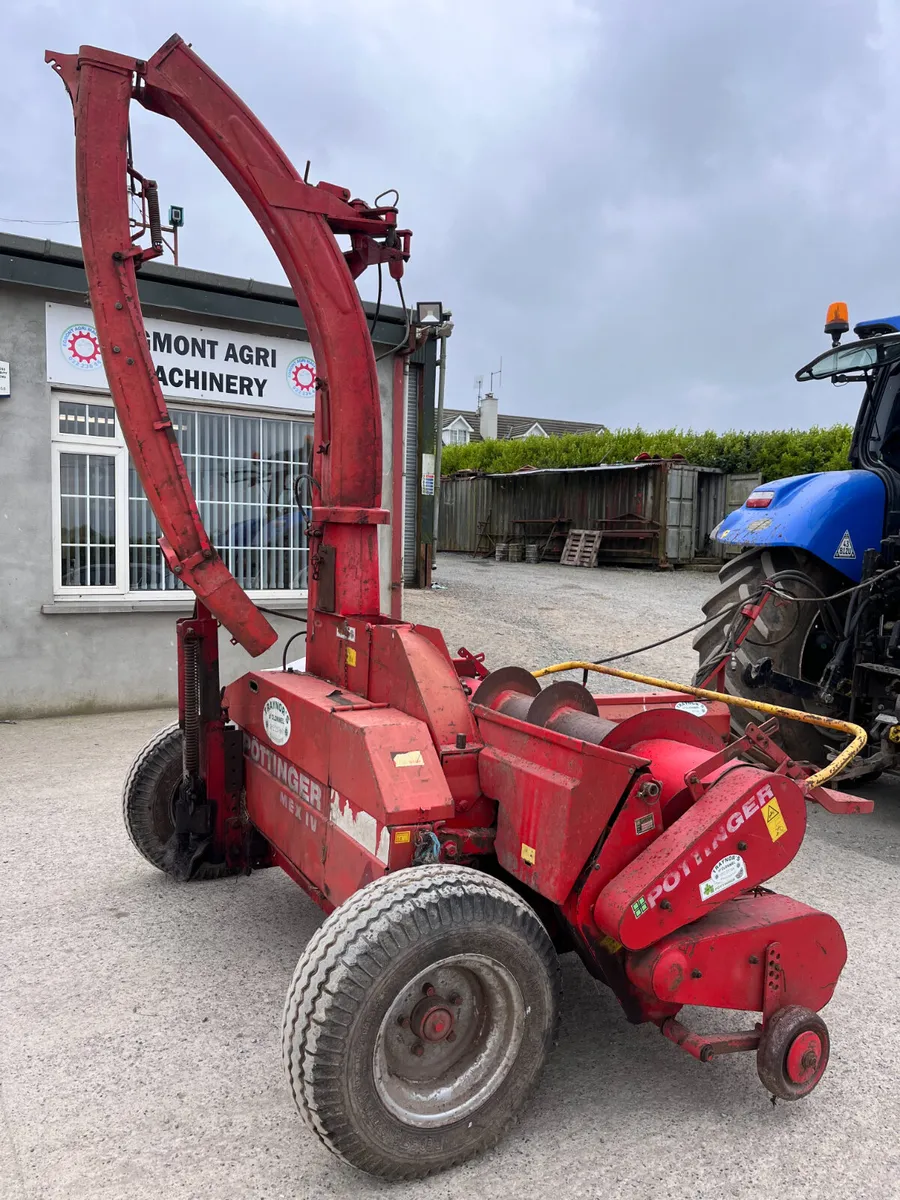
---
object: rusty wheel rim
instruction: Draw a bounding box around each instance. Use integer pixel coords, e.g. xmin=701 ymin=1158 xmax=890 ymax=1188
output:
xmin=373 ymin=953 xmax=525 ymax=1128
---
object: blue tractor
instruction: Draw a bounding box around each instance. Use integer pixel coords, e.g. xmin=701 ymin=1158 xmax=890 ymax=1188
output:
xmin=694 ymin=302 xmax=900 ymax=782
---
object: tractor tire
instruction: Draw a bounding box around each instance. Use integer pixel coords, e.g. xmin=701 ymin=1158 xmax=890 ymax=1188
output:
xmin=282 ymin=864 xmax=560 ymax=1180
xmin=122 ymin=722 xmax=235 ymax=881
xmin=693 ymin=547 xmax=848 ymax=766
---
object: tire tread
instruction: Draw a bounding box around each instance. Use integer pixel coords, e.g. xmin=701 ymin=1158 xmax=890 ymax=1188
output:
xmin=281 ymin=865 xmax=560 ymax=1179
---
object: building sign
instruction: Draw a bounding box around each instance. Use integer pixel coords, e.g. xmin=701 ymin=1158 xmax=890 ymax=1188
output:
xmin=421 ymin=453 xmax=435 ymax=496
xmin=46 ymin=302 xmax=316 ymax=411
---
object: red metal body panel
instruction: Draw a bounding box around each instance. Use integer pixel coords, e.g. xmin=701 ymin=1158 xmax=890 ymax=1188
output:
xmin=596 ymin=767 xmax=808 ymax=949
xmin=587 ymin=776 xmax=666 ymax=885
xmin=625 ymin=893 xmax=846 ymax=1014
xmin=226 ymin=668 xmax=454 ymax=905
xmin=369 ymin=624 xmax=481 ymax=752
xmin=474 ymin=704 xmax=646 ymax=904
xmin=592 ymin=692 xmax=731 ymax=739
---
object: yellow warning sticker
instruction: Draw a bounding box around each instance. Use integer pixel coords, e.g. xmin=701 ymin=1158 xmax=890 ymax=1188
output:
xmin=394 ymin=830 xmax=411 ymax=844
xmin=346 ymin=647 xmax=357 ymax=667
xmin=762 ymin=796 xmax=788 ymax=842
xmin=521 ymin=843 xmax=536 ymax=866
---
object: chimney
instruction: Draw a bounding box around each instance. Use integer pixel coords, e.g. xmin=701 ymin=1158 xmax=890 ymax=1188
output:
xmin=479 ymin=391 xmax=498 ymax=440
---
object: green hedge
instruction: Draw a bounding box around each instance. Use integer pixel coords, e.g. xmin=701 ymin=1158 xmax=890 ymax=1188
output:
xmin=440 ymin=424 xmax=854 ymax=482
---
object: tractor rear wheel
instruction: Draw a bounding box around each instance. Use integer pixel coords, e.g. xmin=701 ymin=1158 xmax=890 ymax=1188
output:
xmin=122 ymin=722 xmax=235 ymax=881
xmin=693 ymin=547 xmax=849 ymax=766
xmin=282 ymin=864 xmax=560 ymax=1179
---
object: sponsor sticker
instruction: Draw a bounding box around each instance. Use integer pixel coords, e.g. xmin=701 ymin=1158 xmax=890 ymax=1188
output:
xmin=262 ymin=697 xmax=291 ymax=746
xmin=699 ymin=854 xmax=748 ymax=901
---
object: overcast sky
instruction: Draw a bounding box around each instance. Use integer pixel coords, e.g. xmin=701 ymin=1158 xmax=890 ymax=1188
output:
xmin=2 ymin=0 xmax=897 ymax=431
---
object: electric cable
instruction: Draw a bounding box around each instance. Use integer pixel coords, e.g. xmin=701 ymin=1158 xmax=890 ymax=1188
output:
xmin=591 ymin=616 xmax=714 ymax=664
xmin=595 ymin=560 xmax=900 ymax=672
xmin=282 ymin=629 xmax=307 ymax=672
xmin=0 ymin=216 xmax=79 ymax=225
xmin=256 ymin=606 xmax=308 ymax=625
xmin=368 ymin=263 xmax=383 ymax=336
xmin=374 ymin=275 xmax=410 ymax=362
xmin=765 ymin=561 xmax=900 ymax=603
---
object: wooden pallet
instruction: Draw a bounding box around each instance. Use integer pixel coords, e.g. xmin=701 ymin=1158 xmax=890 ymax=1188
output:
xmin=560 ymin=529 xmax=602 ymax=567
xmin=472 ymin=510 xmax=496 ymax=558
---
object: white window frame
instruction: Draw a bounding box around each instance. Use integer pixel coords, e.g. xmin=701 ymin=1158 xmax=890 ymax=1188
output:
xmin=513 ymin=422 xmax=548 ymax=440
xmin=442 ymin=415 xmax=473 ymax=446
xmin=51 ymin=389 xmax=312 ymax=604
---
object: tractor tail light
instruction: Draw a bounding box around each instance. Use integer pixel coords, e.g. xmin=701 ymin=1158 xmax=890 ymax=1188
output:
xmin=746 ymin=491 xmax=775 ymax=509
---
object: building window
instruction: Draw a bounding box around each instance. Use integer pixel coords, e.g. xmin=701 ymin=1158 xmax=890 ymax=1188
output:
xmin=59 ymin=452 xmax=117 ymax=587
xmin=53 ymin=395 xmax=313 ymax=600
xmin=444 ymin=426 xmax=470 ymax=445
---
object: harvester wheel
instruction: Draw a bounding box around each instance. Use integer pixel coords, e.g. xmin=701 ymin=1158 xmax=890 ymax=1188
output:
xmin=693 ymin=547 xmax=853 ymax=768
xmin=122 ymin=722 xmax=234 ymax=881
xmin=757 ymin=1005 xmax=830 ymax=1100
xmin=282 ymin=864 xmax=560 ymax=1179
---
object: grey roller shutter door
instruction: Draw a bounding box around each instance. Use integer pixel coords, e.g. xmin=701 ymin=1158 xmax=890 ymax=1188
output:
xmin=402 ymin=365 xmax=420 ymax=582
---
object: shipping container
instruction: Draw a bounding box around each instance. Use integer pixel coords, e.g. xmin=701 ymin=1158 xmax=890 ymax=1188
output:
xmin=438 ymin=461 xmax=760 ymax=567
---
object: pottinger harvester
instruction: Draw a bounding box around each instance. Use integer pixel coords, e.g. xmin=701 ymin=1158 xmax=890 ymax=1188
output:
xmin=49 ymin=36 xmax=873 ymax=1180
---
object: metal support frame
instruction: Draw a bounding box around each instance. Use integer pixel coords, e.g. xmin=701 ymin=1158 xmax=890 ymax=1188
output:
xmin=47 ymin=35 xmax=410 ymax=661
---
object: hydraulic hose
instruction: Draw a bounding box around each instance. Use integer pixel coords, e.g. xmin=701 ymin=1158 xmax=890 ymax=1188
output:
xmin=532 ymin=661 xmax=866 ymax=790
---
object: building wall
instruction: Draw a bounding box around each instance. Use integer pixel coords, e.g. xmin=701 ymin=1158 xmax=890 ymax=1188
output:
xmin=0 ymin=283 xmax=398 ymax=718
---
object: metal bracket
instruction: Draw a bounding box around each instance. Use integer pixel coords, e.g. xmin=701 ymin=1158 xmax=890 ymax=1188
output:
xmin=682 ymin=718 xmax=781 ymax=801
xmin=762 ymin=941 xmax=784 ymax=1021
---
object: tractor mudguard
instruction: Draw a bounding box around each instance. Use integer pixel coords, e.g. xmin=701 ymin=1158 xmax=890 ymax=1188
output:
xmin=714 ymin=470 xmax=885 ymax=583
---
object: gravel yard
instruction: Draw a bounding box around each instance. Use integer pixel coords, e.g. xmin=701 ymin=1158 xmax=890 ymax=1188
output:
xmin=414 ymin=554 xmax=717 ymax=683
xmin=2 ymin=556 xmax=898 ymax=1200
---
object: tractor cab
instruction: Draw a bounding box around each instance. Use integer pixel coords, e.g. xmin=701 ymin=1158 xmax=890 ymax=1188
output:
xmin=797 ymin=306 xmax=900 ymax=509
xmin=696 ymin=301 xmax=900 ymax=781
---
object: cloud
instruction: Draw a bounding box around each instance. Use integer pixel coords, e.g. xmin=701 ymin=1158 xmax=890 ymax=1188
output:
xmin=2 ymin=0 xmax=898 ymax=431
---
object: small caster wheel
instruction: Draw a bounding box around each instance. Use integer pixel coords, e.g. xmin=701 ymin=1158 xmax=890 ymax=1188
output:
xmin=757 ymin=1005 xmax=830 ymax=1100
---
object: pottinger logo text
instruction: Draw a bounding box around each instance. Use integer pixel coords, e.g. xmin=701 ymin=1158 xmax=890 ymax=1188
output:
xmin=642 ymin=783 xmax=777 ymax=910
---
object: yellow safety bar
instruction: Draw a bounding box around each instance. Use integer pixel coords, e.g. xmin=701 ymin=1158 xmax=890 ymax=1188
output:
xmin=532 ymin=661 xmax=866 ymax=790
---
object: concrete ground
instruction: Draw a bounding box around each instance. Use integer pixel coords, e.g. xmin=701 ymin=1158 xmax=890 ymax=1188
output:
xmin=2 ymin=555 xmax=899 ymax=1200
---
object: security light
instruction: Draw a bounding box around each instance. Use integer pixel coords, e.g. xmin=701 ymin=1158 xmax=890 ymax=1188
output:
xmin=416 ymin=301 xmax=443 ymax=326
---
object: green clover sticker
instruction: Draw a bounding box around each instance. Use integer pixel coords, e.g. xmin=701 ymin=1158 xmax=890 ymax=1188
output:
xmin=631 ymin=896 xmax=649 ymax=918
xmin=703 ymin=883 xmax=714 ymax=897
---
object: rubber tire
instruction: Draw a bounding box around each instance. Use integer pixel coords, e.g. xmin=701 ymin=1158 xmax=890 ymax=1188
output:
xmin=282 ymin=864 xmax=561 ymax=1180
xmin=757 ymin=1005 xmax=830 ymax=1100
xmin=693 ymin=547 xmax=847 ymax=765
xmin=122 ymin=722 xmax=235 ymax=881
